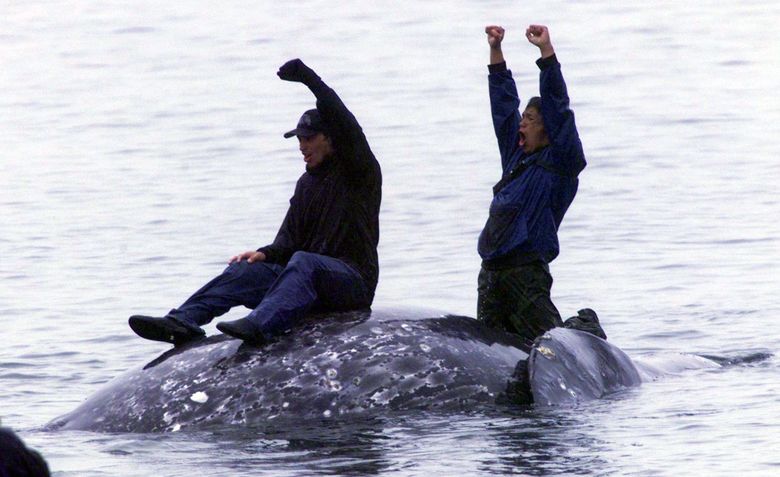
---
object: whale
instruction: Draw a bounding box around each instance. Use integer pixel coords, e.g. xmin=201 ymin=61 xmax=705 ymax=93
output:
xmin=47 ymin=307 xmax=646 ymax=433
xmin=525 ymin=327 xmax=641 ymax=405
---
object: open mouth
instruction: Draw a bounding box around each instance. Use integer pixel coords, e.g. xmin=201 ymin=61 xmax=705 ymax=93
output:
xmin=518 ymin=131 xmax=526 ymax=148
xmin=303 ymin=153 xmax=312 ymax=162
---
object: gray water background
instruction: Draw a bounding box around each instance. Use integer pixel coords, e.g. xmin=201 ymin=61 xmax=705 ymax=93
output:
xmin=2 ymin=0 xmax=779 ymax=475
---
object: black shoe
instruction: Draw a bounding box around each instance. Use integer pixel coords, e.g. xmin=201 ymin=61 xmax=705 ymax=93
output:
xmin=129 ymin=315 xmax=204 ymax=346
xmin=216 ymin=318 xmax=266 ymax=346
xmin=562 ymin=308 xmax=607 ymax=340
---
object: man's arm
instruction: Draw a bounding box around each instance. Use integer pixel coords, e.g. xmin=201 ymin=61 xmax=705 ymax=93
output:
xmin=486 ymin=25 xmax=506 ymax=65
xmin=255 ymin=197 xmax=298 ymax=265
xmin=527 ymin=25 xmax=585 ymax=175
xmin=278 ymin=59 xmax=377 ymax=180
xmin=525 ymin=24 xmax=555 ymax=59
xmin=485 ymin=25 xmax=521 ymax=170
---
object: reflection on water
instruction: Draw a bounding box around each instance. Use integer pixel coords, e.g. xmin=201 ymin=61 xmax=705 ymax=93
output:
xmin=170 ymin=410 xmax=612 ymax=477
xmin=487 ymin=415 xmax=609 ymax=476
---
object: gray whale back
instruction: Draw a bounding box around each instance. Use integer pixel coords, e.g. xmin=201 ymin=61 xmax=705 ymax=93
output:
xmin=529 ymin=327 xmax=642 ymax=405
xmin=48 ymin=308 xmax=530 ymax=432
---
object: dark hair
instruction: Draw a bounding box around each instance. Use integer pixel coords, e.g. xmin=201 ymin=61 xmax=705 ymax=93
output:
xmin=526 ymin=96 xmax=542 ymax=111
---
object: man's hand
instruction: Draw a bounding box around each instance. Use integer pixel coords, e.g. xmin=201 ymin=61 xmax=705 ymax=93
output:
xmin=485 ymin=25 xmax=506 ymax=65
xmin=485 ymin=25 xmax=505 ymax=49
xmin=525 ymin=24 xmax=555 ymax=58
xmin=277 ymin=58 xmax=318 ymax=84
xmin=229 ymin=250 xmax=266 ymax=264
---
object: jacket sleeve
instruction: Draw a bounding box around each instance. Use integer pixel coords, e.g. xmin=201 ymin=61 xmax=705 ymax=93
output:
xmin=537 ymin=55 xmax=586 ymax=175
xmin=306 ymin=78 xmax=378 ymax=180
xmin=257 ymin=195 xmax=298 ymax=265
xmin=488 ymin=61 xmax=521 ymax=171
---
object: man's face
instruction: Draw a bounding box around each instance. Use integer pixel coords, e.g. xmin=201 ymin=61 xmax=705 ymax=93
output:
xmin=298 ymin=133 xmax=333 ymax=169
xmin=518 ymin=106 xmax=549 ymax=154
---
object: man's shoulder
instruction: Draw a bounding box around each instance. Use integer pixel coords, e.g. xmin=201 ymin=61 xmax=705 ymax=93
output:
xmin=333 ymin=153 xmax=382 ymax=182
xmin=532 ymin=147 xmax=583 ymax=178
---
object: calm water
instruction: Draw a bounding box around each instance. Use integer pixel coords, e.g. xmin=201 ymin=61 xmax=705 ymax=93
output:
xmin=2 ymin=1 xmax=780 ymax=475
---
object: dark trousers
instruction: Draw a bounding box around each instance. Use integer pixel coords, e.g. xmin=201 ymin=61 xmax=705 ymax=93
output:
xmin=477 ymin=261 xmax=563 ymax=342
xmin=168 ymin=251 xmax=371 ymax=338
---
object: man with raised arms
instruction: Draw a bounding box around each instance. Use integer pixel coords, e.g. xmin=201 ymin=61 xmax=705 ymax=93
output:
xmin=477 ymin=25 xmax=586 ymax=342
xmin=129 ymin=59 xmax=381 ymax=346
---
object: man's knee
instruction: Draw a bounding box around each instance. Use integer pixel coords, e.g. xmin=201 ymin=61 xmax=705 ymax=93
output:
xmin=222 ymin=260 xmax=282 ymax=288
xmin=224 ymin=260 xmax=249 ymax=274
xmin=288 ymin=251 xmax=319 ymax=264
xmin=287 ymin=251 xmax=329 ymax=275
xmin=225 ymin=259 xmax=270 ymax=273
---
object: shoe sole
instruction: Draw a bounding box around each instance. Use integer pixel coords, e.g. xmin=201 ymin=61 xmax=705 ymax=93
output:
xmin=129 ymin=316 xmax=197 ymax=346
xmin=216 ymin=322 xmax=265 ymax=346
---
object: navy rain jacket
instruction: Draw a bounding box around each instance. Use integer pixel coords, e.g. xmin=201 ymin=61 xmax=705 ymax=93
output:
xmin=478 ymin=55 xmax=585 ymax=266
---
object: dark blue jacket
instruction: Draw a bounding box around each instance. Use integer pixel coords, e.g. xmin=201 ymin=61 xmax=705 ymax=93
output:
xmin=478 ymin=55 xmax=585 ymax=266
xmin=258 ymin=78 xmax=381 ymax=296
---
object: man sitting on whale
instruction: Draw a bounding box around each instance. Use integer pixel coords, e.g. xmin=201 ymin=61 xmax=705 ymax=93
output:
xmin=129 ymin=59 xmax=382 ymax=347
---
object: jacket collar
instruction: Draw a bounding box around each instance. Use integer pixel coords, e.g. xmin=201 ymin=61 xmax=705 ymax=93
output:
xmin=305 ymin=154 xmax=336 ymax=175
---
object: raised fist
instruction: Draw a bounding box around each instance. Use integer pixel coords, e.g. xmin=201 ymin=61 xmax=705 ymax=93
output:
xmin=277 ymin=58 xmax=318 ymax=83
xmin=485 ymin=25 xmax=505 ymax=49
xmin=525 ymin=25 xmax=551 ymax=49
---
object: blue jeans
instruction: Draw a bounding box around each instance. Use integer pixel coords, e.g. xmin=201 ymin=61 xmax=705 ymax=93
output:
xmin=168 ymin=252 xmax=372 ymax=338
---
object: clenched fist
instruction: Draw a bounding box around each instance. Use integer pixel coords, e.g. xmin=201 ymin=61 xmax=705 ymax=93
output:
xmin=277 ymin=58 xmax=319 ymax=84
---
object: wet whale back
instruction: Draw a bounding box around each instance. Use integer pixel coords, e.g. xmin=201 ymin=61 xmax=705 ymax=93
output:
xmin=528 ymin=328 xmax=641 ymax=405
xmin=48 ymin=309 xmax=530 ymax=432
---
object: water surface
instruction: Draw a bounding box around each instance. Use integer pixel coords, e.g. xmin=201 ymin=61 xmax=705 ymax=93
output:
xmin=2 ymin=1 xmax=779 ymax=475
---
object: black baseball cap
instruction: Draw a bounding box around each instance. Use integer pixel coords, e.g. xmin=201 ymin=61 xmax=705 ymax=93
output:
xmin=283 ymin=109 xmax=326 ymax=138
